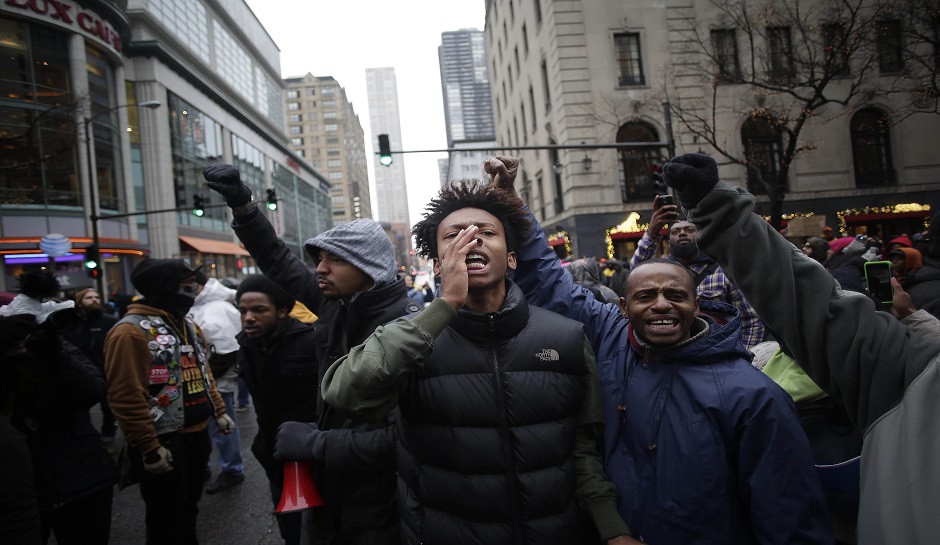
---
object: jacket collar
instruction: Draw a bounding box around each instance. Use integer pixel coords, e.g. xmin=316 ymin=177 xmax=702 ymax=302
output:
xmin=449 ymin=279 xmax=529 ymax=342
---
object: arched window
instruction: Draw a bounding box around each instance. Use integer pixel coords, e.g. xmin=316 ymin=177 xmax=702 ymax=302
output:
xmin=851 ymin=108 xmax=895 ymax=187
xmin=617 ymin=122 xmax=661 ymax=203
xmin=741 ymin=115 xmax=784 ymax=193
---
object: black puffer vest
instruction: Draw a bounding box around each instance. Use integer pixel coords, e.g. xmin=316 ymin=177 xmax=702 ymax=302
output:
xmin=397 ymin=281 xmax=588 ymax=545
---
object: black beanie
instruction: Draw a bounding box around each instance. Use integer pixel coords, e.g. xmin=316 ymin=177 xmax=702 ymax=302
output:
xmin=235 ymin=275 xmax=295 ymax=311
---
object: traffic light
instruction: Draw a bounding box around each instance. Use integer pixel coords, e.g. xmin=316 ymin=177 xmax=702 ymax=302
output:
xmin=265 ymin=188 xmax=278 ymax=211
xmin=85 ymin=244 xmax=100 ymax=278
xmin=378 ymin=134 xmax=392 ymax=166
xmin=651 ymin=163 xmax=668 ymax=194
xmin=193 ymin=193 xmax=205 ymax=217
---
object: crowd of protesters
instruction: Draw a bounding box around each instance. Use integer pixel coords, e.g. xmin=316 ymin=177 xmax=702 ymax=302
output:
xmin=2 ymin=153 xmax=938 ymax=545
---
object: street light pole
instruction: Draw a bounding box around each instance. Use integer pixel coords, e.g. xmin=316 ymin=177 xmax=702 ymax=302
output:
xmin=83 ymin=100 xmax=160 ymax=299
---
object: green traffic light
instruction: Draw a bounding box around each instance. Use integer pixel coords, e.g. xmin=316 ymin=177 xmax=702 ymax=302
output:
xmin=380 ymin=155 xmax=393 ymax=166
xmin=193 ymin=208 xmax=205 ymax=217
xmin=85 ymin=258 xmax=98 ymax=269
xmin=267 ymin=201 xmax=278 ymax=211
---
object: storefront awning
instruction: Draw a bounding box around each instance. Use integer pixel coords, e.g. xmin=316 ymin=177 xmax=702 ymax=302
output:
xmin=179 ymin=235 xmax=246 ymax=256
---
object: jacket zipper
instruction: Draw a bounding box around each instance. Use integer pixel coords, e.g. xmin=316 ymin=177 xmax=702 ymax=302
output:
xmin=489 ymin=335 xmax=524 ymax=543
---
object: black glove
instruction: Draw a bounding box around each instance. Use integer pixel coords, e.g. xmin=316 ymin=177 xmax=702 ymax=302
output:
xmin=661 ymin=153 xmax=720 ymax=210
xmin=203 ymin=164 xmax=252 ymax=208
xmin=273 ymin=421 xmax=328 ymax=462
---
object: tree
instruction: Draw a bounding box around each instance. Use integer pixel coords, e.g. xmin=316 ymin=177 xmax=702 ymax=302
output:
xmin=666 ymin=0 xmax=901 ymax=230
xmin=890 ymin=0 xmax=940 ymax=120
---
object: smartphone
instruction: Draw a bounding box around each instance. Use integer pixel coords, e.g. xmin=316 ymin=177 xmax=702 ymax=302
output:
xmin=658 ymin=194 xmax=674 ymax=207
xmin=864 ymin=261 xmax=894 ymax=304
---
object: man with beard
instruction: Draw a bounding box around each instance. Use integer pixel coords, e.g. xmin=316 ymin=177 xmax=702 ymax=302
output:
xmin=629 ymin=197 xmax=765 ymax=349
xmin=63 ymin=288 xmax=119 ymax=451
xmin=104 ymin=259 xmax=233 ymax=545
xmin=204 ymin=164 xmax=414 ymax=544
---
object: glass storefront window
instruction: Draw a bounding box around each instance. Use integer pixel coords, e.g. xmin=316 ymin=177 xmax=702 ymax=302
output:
xmin=168 ymin=93 xmax=227 ymax=231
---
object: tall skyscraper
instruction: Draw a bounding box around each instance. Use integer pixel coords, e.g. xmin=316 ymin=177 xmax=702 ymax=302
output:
xmin=365 ymin=67 xmax=412 ymax=269
xmin=284 ymin=74 xmax=372 ymax=224
xmin=439 ymin=29 xmax=497 ymax=184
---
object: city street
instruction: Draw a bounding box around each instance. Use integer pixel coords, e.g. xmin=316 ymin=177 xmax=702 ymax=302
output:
xmin=75 ymin=404 xmax=286 ymax=545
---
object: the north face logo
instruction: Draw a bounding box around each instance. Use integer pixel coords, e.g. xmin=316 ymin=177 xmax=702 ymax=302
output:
xmin=535 ymin=349 xmax=560 ymax=361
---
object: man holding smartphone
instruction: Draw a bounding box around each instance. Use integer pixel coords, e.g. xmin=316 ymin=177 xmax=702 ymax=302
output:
xmin=629 ymin=194 xmax=766 ymax=349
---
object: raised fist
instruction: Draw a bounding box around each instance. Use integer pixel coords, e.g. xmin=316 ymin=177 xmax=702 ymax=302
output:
xmin=661 ymin=153 xmax=720 ymax=210
xmin=203 ymin=164 xmax=252 ymax=208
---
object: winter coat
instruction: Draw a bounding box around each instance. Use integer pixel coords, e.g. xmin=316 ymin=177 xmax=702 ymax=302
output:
xmin=230 ymin=208 xmax=413 ymax=532
xmin=513 ymin=209 xmax=833 ymax=545
xmin=190 ymin=278 xmax=240 ymax=356
xmin=12 ymin=334 xmax=117 ymax=511
xmin=322 ymin=282 xmax=627 ymax=544
xmin=691 ymin=181 xmax=940 ymax=544
xmin=903 ymin=257 xmax=940 ymax=320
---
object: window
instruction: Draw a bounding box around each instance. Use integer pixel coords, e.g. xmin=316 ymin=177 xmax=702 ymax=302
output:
xmin=287 ymin=89 xmax=300 ymax=98
xmin=297 ymin=150 xmax=304 ymax=158
xmin=325 ymin=124 xmax=338 ymax=132
xmin=321 ymin=86 xmax=335 ymax=95
xmin=327 ymin=148 xmax=340 ymax=156
xmin=323 ymin=100 xmax=337 ymax=108
xmin=288 ymin=102 xmax=300 ymax=110
xmin=741 ymin=114 xmax=785 ymax=193
xmin=711 ymin=29 xmax=742 ymax=82
xmin=851 ymin=108 xmax=895 ymax=187
xmin=323 ymin=112 xmax=337 ymax=119
xmin=290 ymin=137 xmax=303 ymax=146
xmin=615 ymin=33 xmax=645 ymax=86
xmin=514 ymin=46 xmax=520 ymax=74
xmin=534 ymin=0 xmax=542 ymax=25
xmin=308 ymin=88 xmax=316 ymax=96
xmin=328 ymin=159 xmax=342 ymax=168
xmin=529 ymin=86 xmax=538 ymax=132
xmin=289 ymin=126 xmax=302 ymax=134
xmin=289 ymin=114 xmax=302 ymax=122
xmin=520 ymin=102 xmax=528 ymax=143
xmin=307 ymin=101 xmax=317 ymax=108
xmin=822 ymin=23 xmax=849 ymax=76
xmin=508 ymin=65 xmax=514 ymax=92
xmin=616 ymin=122 xmax=661 ymax=202
xmin=540 ymin=59 xmax=551 ymax=111
xmin=522 ymin=24 xmax=529 ymax=55
xmin=328 ymin=172 xmax=343 ymax=180
xmin=308 ymin=124 xmax=319 ymax=132
xmin=877 ymin=20 xmax=904 ymax=73
xmin=767 ymin=27 xmax=794 ymax=82
xmin=326 ymin=137 xmax=339 ymax=144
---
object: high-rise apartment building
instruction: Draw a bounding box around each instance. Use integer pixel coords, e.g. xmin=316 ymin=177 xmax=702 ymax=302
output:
xmin=439 ymin=29 xmax=497 ymax=185
xmin=284 ymin=74 xmax=371 ymax=224
xmin=365 ymin=67 xmax=412 ymax=269
xmin=486 ymin=0 xmax=940 ymax=259
xmin=0 ymin=0 xmax=331 ymax=294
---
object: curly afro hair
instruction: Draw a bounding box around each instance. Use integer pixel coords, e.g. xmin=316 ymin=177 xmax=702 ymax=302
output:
xmin=17 ymin=270 xmax=61 ymax=301
xmin=412 ymin=180 xmax=532 ymax=260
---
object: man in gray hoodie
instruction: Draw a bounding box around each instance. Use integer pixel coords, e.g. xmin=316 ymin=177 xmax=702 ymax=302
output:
xmin=204 ymin=164 xmax=418 ymax=544
xmin=662 ymin=152 xmax=940 ymax=545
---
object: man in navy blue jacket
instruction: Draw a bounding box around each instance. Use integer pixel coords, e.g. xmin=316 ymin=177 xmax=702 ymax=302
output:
xmin=486 ymin=156 xmax=832 ymax=545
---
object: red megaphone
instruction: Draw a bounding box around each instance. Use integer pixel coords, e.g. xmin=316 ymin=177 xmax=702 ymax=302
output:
xmin=276 ymin=461 xmax=325 ymax=513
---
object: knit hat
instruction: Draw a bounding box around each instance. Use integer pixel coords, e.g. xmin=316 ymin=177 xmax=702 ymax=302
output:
xmin=882 ymin=235 xmax=913 ymax=259
xmin=828 ymin=237 xmax=854 ymax=255
xmin=843 ymin=238 xmax=867 ymax=255
xmin=130 ymin=259 xmax=203 ymax=298
xmin=235 ymin=274 xmax=296 ymax=310
xmin=804 ymin=237 xmax=830 ymax=264
xmin=304 ymin=219 xmax=397 ymax=287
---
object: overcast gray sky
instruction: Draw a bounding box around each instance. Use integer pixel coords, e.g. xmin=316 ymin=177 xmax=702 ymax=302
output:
xmin=245 ymin=0 xmax=487 ymax=224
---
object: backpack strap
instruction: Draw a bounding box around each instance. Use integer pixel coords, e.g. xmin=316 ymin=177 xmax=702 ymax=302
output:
xmin=693 ymin=262 xmax=719 ymax=288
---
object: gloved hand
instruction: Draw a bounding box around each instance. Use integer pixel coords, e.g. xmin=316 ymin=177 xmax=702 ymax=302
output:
xmin=143 ymin=445 xmax=174 ymax=474
xmin=216 ymin=414 xmax=235 ymax=435
xmin=203 ymin=164 xmax=252 ymax=208
xmin=661 ymin=153 xmax=721 ymax=210
xmin=273 ymin=421 xmax=328 ymax=462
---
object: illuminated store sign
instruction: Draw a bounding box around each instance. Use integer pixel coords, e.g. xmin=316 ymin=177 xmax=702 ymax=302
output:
xmin=4 ymin=0 xmax=123 ymax=53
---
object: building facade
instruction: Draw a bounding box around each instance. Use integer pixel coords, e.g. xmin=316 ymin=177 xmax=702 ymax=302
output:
xmin=284 ymin=74 xmax=371 ymax=224
xmin=439 ymin=29 xmax=498 ymax=184
xmin=485 ymin=0 xmax=940 ymax=259
xmin=0 ymin=0 xmax=331 ymax=295
xmin=365 ymin=67 xmax=412 ymax=269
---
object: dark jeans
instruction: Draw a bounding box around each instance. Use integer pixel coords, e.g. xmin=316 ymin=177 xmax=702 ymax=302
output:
xmin=135 ymin=430 xmax=211 ymax=545
xmin=41 ymin=487 xmax=113 ymax=545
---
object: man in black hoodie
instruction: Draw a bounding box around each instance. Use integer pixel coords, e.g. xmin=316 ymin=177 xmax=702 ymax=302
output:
xmin=205 ymin=165 xmax=417 ymax=544
xmin=233 ymin=275 xmax=320 ymax=545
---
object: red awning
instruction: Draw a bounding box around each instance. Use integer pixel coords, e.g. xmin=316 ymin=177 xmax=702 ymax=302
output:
xmin=179 ymin=235 xmax=246 ymax=256
xmin=548 ymin=238 xmax=567 ymax=247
